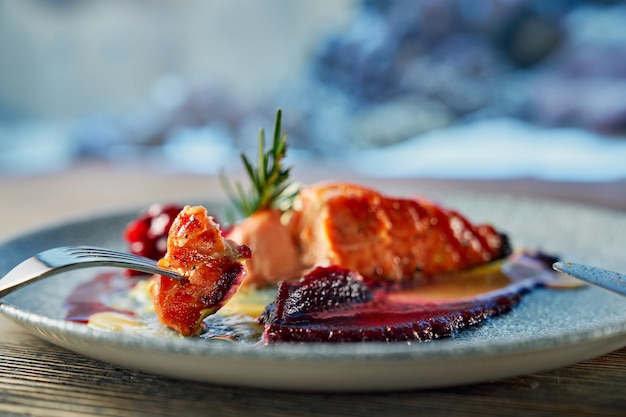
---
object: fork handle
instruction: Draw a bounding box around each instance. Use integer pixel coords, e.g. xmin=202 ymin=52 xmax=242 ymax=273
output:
xmin=0 ymin=257 xmax=55 ymax=298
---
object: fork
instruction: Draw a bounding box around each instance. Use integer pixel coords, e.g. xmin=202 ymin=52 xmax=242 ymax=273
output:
xmin=0 ymin=246 xmax=183 ymax=298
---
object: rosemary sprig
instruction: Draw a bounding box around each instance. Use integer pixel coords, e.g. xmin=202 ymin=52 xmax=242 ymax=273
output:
xmin=221 ymin=109 xmax=299 ymax=221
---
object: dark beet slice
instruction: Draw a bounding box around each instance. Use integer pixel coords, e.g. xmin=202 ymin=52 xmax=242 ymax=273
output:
xmin=259 ymin=265 xmax=529 ymax=343
xmin=262 ymin=293 xmax=523 ymax=343
xmin=260 ymin=265 xmax=373 ymax=326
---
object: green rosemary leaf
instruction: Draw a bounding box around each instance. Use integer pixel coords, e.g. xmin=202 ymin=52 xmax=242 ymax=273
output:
xmin=241 ymin=153 xmax=259 ymax=191
xmin=234 ymin=181 xmax=250 ymax=215
xmin=257 ymin=129 xmax=267 ymax=186
xmin=220 ymin=109 xmax=299 ymax=220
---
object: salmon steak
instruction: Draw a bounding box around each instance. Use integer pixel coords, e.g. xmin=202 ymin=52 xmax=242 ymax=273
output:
xmin=151 ymin=205 xmax=251 ymax=336
xmin=227 ymin=182 xmax=510 ymax=287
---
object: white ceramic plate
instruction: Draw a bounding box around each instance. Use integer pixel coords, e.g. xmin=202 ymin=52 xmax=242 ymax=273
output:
xmin=1 ymin=192 xmax=625 ymax=392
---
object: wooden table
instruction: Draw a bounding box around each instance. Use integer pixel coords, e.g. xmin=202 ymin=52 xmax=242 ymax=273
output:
xmin=1 ymin=162 xmax=625 ymax=416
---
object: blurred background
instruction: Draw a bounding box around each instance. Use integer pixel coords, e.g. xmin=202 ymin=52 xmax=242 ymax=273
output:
xmin=1 ymin=0 xmax=626 ymax=181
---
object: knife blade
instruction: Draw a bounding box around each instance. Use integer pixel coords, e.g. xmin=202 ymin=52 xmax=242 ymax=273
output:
xmin=553 ymin=261 xmax=626 ymax=298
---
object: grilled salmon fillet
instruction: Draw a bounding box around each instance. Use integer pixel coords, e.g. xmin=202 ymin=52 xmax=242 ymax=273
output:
xmin=227 ymin=182 xmax=509 ymax=286
xmin=152 ymin=205 xmax=251 ymax=335
xmin=226 ymin=208 xmax=303 ymax=288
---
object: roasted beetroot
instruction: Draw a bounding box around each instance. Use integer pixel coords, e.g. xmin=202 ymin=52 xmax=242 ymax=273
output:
xmin=259 ymin=265 xmax=526 ymax=343
xmin=260 ymin=266 xmax=373 ymax=325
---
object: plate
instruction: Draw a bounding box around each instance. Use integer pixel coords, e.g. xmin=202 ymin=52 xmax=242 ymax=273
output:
xmin=1 ymin=193 xmax=626 ymax=392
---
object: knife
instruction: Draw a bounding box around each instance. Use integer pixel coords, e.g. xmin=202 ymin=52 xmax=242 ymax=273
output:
xmin=553 ymin=261 xmax=626 ymax=298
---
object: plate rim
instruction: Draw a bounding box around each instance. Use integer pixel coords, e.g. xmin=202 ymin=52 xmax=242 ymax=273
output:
xmin=2 ymin=297 xmax=626 ymax=362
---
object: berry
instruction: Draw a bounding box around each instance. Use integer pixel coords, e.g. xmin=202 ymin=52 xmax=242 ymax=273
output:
xmin=123 ymin=204 xmax=184 ymax=275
